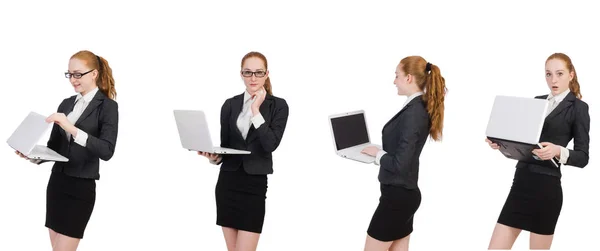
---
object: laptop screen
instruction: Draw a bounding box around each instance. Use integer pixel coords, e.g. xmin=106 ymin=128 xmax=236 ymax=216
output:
xmin=7 ymin=112 xmax=49 ymax=154
xmin=485 ymin=95 xmax=548 ymax=144
xmin=330 ymin=113 xmax=369 ymax=150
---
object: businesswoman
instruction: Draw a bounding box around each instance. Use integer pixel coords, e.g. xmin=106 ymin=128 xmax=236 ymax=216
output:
xmin=16 ymin=50 xmax=118 ymax=251
xmin=485 ymin=53 xmax=590 ymax=249
xmin=199 ymin=51 xmax=289 ymax=251
xmin=361 ymin=56 xmax=447 ymax=251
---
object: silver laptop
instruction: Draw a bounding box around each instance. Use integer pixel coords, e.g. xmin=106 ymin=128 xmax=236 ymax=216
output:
xmin=486 ymin=95 xmax=558 ymax=167
xmin=7 ymin=112 xmax=69 ymax=162
xmin=329 ymin=110 xmax=381 ymax=163
xmin=173 ymin=110 xmax=250 ymax=154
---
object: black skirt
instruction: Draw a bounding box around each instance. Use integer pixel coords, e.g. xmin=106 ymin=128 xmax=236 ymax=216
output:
xmin=498 ymin=167 xmax=563 ymax=235
xmin=46 ymin=171 xmax=96 ymax=239
xmin=215 ymin=167 xmax=268 ymax=233
xmin=367 ymin=184 xmax=421 ymax=242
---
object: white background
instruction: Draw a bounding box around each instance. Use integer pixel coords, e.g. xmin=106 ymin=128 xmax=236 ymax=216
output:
xmin=1 ymin=0 xmax=598 ymax=250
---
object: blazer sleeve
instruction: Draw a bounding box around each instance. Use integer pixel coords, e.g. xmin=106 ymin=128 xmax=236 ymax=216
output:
xmin=379 ymin=108 xmax=429 ymax=174
xmin=566 ymin=101 xmax=590 ymax=168
xmin=254 ymin=98 xmax=289 ymax=153
xmin=85 ymin=100 xmax=118 ymax=161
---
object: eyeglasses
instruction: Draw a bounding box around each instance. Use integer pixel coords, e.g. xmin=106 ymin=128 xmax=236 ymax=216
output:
xmin=241 ymin=70 xmax=267 ymax=78
xmin=65 ymin=69 xmax=94 ymax=79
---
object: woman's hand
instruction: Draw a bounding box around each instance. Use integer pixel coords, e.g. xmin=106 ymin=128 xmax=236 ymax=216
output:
xmin=15 ymin=150 xmax=30 ymax=160
xmin=361 ymin=146 xmax=380 ymax=157
xmin=485 ymin=138 xmax=500 ymax=150
xmin=251 ymin=87 xmax=267 ymax=116
xmin=532 ymin=142 xmax=561 ymax=160
xmin=198 ymin=151 xmax=221 ymax=162
xmin=46 ymin=113 xmax=77 ymax=135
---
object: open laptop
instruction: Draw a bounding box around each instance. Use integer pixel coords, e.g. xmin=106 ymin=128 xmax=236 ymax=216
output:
xmin=7 ymin=112 xmax=69 ymax=162
xmin=486 ymin=95 xmax=558 ymax=168
xmin=173 ymin=110 xmax=250 ymax=154
xmin=329 ymin=110 xmax=381 ymax=163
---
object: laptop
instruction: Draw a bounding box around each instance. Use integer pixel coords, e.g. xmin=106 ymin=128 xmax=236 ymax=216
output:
xmin=328 ymin=110 xmax=382 ymax=163
xmin=7 ymin=112 xmax=69 ymax=162
xmin=173 ymin=110 xmax=250 ymax=154
xmin=486 ymin=95 xmax=558 ymax=168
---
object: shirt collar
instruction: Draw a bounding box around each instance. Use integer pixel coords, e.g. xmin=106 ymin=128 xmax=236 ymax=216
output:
xmin=547 ymin=89 xmax=569 ymax=103
xmin=76 ymin=87 xmax=99 ymax=103
xmin=404 ymin=91 xmax=424 ymax=107
xmin=243 ymin=90 xmax=253 ymax=103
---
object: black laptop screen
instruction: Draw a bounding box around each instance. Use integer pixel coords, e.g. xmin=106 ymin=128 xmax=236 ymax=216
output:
xmin=330 ymin=113 xmax=370 ymax=150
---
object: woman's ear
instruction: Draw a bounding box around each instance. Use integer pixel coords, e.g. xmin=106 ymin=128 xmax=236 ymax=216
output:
xmin=569 ymin=70 xmax=574 ymax=82
xmin=93 ymin=69 xmax=99 ymax=80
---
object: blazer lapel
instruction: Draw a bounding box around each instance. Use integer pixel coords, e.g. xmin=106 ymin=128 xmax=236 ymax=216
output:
xmin=545 ymin=92 xmax=575 ymax=122
xmin=59 ymin=96 xmax=77 ymax=138
xmin=246 ymin=96 xmax=273 ymax=143
xmin=246 ymin=126 xmax=257 ymax=144
xmin=74 ymin=91 xmax=104 ymax=126
xmin=230 ymin=93 xmax=245 ymax=141
xmin=383 ymin=96 xmax=421 ymax=130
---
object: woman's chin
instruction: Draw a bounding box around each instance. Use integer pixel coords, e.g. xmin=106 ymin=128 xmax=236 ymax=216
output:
xmin=247 ymin=85 xmax=262 ymax=92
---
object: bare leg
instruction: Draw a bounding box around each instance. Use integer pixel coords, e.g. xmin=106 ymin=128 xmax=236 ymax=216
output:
xmin=364 ymin=234 xmax=393 ymax=251
xmin=488 ymin=223 xmax=522 ymax=249
xmin=235 ymin=230 xmax=261 ymax=251
xmin=222 ymin=227 xmax=238 ymax=251
xmin=52 ymin=233 xmax=80 ymax=251
xmin=49 ymin=228 xmax=59 ymax=248
xmin=529 ymin=232 xmax=553 ymax=250
xmin=389 ymin=235 xmax=410 ymax=251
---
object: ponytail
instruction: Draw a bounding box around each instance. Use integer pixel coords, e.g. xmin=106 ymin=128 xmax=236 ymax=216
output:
xmin=264 ymin=77 xmax=273 ymax=95
xmin=423 ymin=64 xmax=446 ymax=141
xmin=570 ymin=73 xmax=581 ymax=99
xmin=96 ymin=56 xmax=117 ymax=100
xmin=399 ymin=56 xmax=447 ymax=141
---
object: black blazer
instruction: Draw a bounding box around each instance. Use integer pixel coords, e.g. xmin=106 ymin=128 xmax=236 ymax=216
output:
xmin=516 ymin=92 xmax=590 ymax=177
xmin=378 ymin=97 xmax=430 ymax=189
xmin=43 ymin=91 xmax=119 ymax=180
xmin=218 ymin=93 xmax=289 ymax=175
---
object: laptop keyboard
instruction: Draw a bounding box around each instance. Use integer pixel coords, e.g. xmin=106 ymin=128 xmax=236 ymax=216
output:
xmin=351 ymin=153 xmax=376 ymax=163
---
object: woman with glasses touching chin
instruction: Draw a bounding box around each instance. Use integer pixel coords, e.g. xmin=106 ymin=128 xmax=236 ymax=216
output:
xmin=15 ymin=50 xmax=118 ymax=251
xmin=198 ymin=51 xmax=289 ymax=251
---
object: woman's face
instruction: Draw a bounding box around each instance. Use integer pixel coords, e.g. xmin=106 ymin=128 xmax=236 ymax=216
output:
xmin=545 ymin=58 xmax=573 ymax=96
xmin=241 ymin=57 xmax=268 ymax=94
xmin=67 ymin=58 xmax=98 ymax=95
xmin=394 ymin=64 xmax=413 ymax=96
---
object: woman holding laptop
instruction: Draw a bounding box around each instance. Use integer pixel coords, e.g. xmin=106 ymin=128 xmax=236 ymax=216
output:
xmin=198 ymin=51 xmax=289 ymax=251
xmin=15 ymin=50 xmax=119 ymax=251
xmin=485 ymin=53 xmax=590 ymax=249
xmin=360 ymin=55 xmax=447 ymax=251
